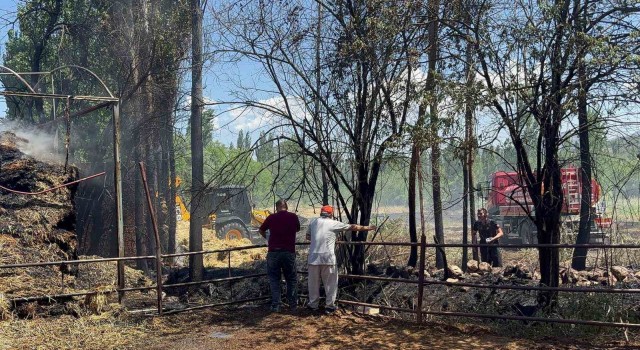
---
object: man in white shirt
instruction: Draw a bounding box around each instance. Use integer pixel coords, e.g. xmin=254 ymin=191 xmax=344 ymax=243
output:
xmin=306 ymin=205 xmax=376 ymax=314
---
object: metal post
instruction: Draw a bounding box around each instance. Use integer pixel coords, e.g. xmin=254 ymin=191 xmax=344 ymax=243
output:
xmin=228 ymin=251 xmax=232 ymax=299
xmin=113 ymin=102 xmax=125 ymax=302
xmin=417 ymin=234 xmax=426 ymax=324
xmin=138 ymin=162 xmax=164 ymax=315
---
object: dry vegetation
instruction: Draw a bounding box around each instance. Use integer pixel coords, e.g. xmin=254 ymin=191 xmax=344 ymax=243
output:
xmin=2 ymin=304 xmax=636 ymax=350
xmin=175 ymin=221 xmax=267 ymax=268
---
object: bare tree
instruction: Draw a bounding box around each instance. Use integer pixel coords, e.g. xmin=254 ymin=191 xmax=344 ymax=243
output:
xmin=211 ymin=0 xmax=426 ymax=273
xmin=470 ymin=0 xmax=640 ymax=306
xmin=189 ymin=0 xmax=205 ymax=282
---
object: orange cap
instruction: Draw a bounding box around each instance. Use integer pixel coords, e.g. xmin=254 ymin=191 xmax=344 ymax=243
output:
xmin=321 ymin=205 xmax=333 ymax=215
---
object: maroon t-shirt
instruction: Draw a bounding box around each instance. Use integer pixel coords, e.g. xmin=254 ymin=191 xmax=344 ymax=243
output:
xmin=259 ymin=210 xmax=300 ymax=252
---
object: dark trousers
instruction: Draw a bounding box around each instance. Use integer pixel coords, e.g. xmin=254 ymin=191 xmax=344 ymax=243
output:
xmin=266 ymin=251 xmax=297 ymax=308
xmin=480 ymin=244 xmax=502 ymax=267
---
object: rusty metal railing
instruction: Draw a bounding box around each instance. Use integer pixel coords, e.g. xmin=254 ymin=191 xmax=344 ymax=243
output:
xmin=3 ymin=217 xmax=640 ymax=330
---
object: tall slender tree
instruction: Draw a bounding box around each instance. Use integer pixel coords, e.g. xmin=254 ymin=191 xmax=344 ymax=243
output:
xmin=189 ymin=0 xmax=204 ymax=282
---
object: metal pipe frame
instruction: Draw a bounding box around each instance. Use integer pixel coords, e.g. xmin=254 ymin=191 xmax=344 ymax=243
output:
xmin=3 ymin=234 xmax=640 ymax=328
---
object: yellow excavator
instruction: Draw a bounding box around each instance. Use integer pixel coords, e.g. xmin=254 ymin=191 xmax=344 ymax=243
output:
xmin=174 ymin=178 xmax=270 ymax=241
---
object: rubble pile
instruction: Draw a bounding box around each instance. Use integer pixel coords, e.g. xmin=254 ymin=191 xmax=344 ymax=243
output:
xmin=359 ymin=260 xmax=640 ymax=322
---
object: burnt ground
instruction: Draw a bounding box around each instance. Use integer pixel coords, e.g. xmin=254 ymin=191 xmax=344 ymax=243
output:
xmin=2 ymin=291 xmax=639 ymax=350
xmin=141 ymin=307 xmax=638 ymax=350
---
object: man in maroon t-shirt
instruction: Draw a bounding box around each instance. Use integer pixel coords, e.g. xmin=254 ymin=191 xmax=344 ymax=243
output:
xmin=259 ymin=199 xmax=301 ymax=312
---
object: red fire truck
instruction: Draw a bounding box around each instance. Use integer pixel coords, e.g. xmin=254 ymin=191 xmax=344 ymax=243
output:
xmin=483 ymin=167 xmax=611 ymax=244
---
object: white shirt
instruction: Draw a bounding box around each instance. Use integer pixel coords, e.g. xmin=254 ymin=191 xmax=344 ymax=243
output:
xmin=307 ymin=217 xmax=350 ymax=265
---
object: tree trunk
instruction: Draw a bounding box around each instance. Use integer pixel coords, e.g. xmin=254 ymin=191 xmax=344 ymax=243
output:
xmin=135 ymin=136 xmax=150 ymax=274
xmin=168 ymin=119 xmax=177 ymax=257
xmin=536 ymin=151 xmax=563 ymax=307
xmin=464 ymin=3 xmax=478 ymax=262
xmin=427 ymin=0 xmax=444 ymax=269
xmin=407 ymin=145 xmax=419 ymax=267
xmin=461 ymin=156 xmax=469 ymax=270
xmin=572 ymin=0 xmax=591 ymax=271
xmin=189 ymin=0 xmax=204 ymax=282
xmin=469 ymin=160 xmax=478 ymax=261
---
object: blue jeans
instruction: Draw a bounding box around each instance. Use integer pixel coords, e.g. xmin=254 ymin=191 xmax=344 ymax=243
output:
xmin=267 ymin=251 xmax=297 ymax=308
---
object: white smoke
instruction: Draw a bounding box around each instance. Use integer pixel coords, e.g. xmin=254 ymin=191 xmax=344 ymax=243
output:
xmin=0 ymin=119 xmax=64 ymax=163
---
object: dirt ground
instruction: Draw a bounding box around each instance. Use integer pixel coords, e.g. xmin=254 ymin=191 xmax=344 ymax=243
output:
xmin=141 ymin=307 xmax=637 ymax=350
xmin=3 ymin=305 xmax=636 ymax=350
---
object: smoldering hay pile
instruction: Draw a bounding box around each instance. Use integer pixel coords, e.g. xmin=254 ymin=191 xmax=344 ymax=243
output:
xmin=0 ymin=131 xmax=151 ymax=319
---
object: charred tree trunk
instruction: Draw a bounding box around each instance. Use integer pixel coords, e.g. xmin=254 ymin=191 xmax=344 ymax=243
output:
xmin=535 ymin=133 xmax=563 ymax=307
xmin=469 ymin=160 xmax=478 ymax=261
xmin=169 ymin=136 xmax=177 ymax=256
xmin=135 ymin=140 xmax=150 ymax=274
xmin=462 ymin=155 xmax=469 ymax=270
xmin=572 ymin=0 xmax=591 ymax=271
xmin=189 ymin=0 xmax=205 ymax=282
xmin=407 ymin=145 xmax=419 ymax=268
xmin=464 ymin=5 xmax=477 ymax=263
xmin=426 ymin=0 xmax=444 ymax=269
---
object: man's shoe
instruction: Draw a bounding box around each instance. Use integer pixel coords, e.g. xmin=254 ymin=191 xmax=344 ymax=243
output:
xmin=306 ymin=305 xmax=319 ymax=312
xmin=270 ymin=305 xmax=280 ymax=313
xmin=324 ymin=307 xmax=336 ymax=315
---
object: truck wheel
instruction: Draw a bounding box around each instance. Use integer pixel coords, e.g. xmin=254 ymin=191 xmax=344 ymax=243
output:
xmin=218 ymin=222 xmax=248 ymax=240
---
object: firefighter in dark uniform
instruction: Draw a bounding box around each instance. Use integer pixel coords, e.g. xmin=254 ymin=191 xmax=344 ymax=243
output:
xmin=472 ymin=208 xmax=504 ymax=267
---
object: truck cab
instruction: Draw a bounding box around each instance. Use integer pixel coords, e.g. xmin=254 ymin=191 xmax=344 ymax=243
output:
xmin=482 ymin=168 xmax=611 ymax=245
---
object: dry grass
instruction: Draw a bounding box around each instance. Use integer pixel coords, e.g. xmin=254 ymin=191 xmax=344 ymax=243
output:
xmin=0 ymin=309 xmax=150 ymax=350
xmin=175 ymin=221 xmax=266 ymax=268
xmin=0 ymin=293 xmax=10 ymax=320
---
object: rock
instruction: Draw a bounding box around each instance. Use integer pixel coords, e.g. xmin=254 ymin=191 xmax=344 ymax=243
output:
xmin=467 ymin=260 xmax=479 ymax=272
xmin=432 ymin=269 xmax=445 ymax=279
xmin=503 ymin=264 xmax=533 ymax=279
xmin=448 ymin=265 xmax=463 ymax=278
xmin=588 ymin=269 xmax=604 ymax=281
xmin=576 ymin=280 xmax=592 ymax=287
xmin=478 ymin=262 xmax=492 ymax=273
xmin=385 ymin=265 xmax=398 ymax=276
xmin=635 ymin=271 xmax=640 ymax=279
xmin=367 ymin=263 xmax=383 ymax=275
xmin=355 ymin=306 xmax=379 ymax=315
xmin=577 ymin=270 xmax=590 ymax=280
xmin=384 ymin=265 xmax=410 ymax=279
xmin=446 ymin=278 xmax=459 ymax=283
xmin=560 ymin=268 xmax=581 ymax=284
xmin=610 ymin=266 xmax=629 ymax=281
xmin=469 ymin=273 xmax=480 ymax=278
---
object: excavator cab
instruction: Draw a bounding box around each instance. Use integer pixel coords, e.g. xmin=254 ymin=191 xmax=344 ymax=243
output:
xmin=203 ymin=186 xmax=267 ymax=241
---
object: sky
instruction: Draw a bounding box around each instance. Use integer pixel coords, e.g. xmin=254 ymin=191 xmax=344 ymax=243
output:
xmin=0 ymin=1 xmax=17 ymax=125
xmin=0 ymin=0 xmax=273 ymax=147
xmin=1 ymin=1 xmax=638 ymax=149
